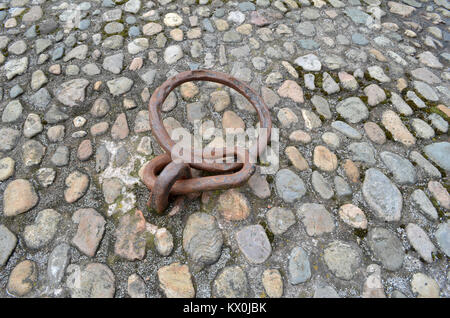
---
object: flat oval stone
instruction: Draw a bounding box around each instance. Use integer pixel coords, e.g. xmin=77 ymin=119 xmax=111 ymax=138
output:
xmin=157 ymin=263 xmax=195 ymax=298
xmin=266 ymin=207 xmax=296 ymax=235
xmin=213 ymin=266 xmax=248 ymax=298
xmin=24 ymin=209 xmax=61 ymax=249
xmin=7 ymin=260 xmax=37 ymax=297
xmin=382 ymin=110 xmax=416 ymax=147
xmin=47 ymin=243 xmax=71 ymax=286
xmin=406 ymin=223 xmax=436 ymax=263
xmin=313 ymin=145 xmax=338 ymax=171
xmin=0 ymin=157 xmax=15 ymax=181
xmin=275 ymin=169 xmax=306 ymax=203
xmin=380 ymin=151 xmax=416 ymax=184
xmin=0 ymin=225 xmax=17 ymax=266
xmin=298 ymin=203 xmax=335 ymax=236
xmin=294 ymin=54 xmax=322 ymax=71
xmin=368 ymin=227 xmax=405 ymax=271
xmin=3 ymin=179 xmax=39 ymax=216
xmin=262 ymin=269 xmax=283 ymax=298
xmin=288 ymin=246 xmax=311 ymax=284
xmin=66 ymin=263 xmax=115 ymax=298
xmin=324 ymin=241 xmax=361 ymax=280
xmin=435 ymin=221 xmax=450 ymax=257
xmin=411 ymin=273 xmax=440 ymax=298
xmin=362 ymin=168 xmax=403 ymax=222
xmin=2 ymin=100 xmax=22 ymax=123
xmin=183 ymin=213 xmax=223 ymax=270
xmin=311 ymin=171 xmax=334 ymax=200
xmin=411 ymin=189 xmax=438 ymax=220
xmin=338 ymin=204 xmax=368 ymax=229
xmin=218 ymin=189 xmax=250 ymax=220
xmin=423 ymin=142 xmax=450 ymax=171
xmin=236 ymin=225 xmax=271 ymax=264
xmin=72 ymin=208 xmax=106 ymax=257
xmin=331 ymin=121 xmax=362 ymax=139
xmin=64 ymin=171 xmax=89 ymax=203
xmin=336 ymin=97 xmax=369 ymax=123
xmin=127 ymin=274 xmax=145 ymax=298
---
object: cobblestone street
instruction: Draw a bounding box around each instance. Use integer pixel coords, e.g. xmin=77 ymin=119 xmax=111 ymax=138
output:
xmin=0 ymin=0 xmax=449 ymax=298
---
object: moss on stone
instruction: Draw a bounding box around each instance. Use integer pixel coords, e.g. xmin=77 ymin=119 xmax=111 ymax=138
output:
xmin=353 ymin=228 xmax=368 ymax=239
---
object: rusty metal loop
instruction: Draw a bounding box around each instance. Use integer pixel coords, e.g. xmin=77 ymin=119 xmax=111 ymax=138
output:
xmin=142 ymin=147 xmax=255 ymax=197
xmin=143 ymin=70 xmax=271 ymax=214
xmin=148 ymin=69 xmax=272 ymax=171
xmin=149 ymin=161 xmax=191 ymax=213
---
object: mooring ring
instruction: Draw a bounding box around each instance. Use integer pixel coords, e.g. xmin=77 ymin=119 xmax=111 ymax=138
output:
xmin=148 ymin=69 xmax=272 ymax=172
xmin=142 ymin=147 xmax=255 ymax=197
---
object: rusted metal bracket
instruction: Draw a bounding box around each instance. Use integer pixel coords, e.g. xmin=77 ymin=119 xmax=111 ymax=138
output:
xmin=142 ymin=70 xmax=272 ymax=214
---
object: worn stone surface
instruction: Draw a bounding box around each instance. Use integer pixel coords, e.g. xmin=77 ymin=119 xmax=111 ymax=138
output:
xmin=3 ymin=179 xmax=38 ymax=217
xmin=406 ymin=223 xmax=436 ymax=263
xmin=362 ymin=264 xmax=386 ymax=298
xmin=288 ymin=246 xmax=311 ymax=284
xmin=324 ymin=241 xmax=361 ymax=280
xmin=313 ymin=145 xmax=338 ymax=171
xmin=275 ymin=169 xmax=306 ymax=203
xmin=127 ymin=274 xmax=146 ymax=298
xmin=64 ymin=171 xmax=89 ymax=203
xmin=213 ymin=266 xmax=248 ymax=298
xmin=298 ymin=203 xmax=335 ymax=236
xmin=368 ymin=227 xmax=405 ymax=271
xmin=262 ymin=269 xmax=283 ymax=298
xmin=236 ymin=225 xmax=272 ymax=264
xmin=218 ymin=189 xmax=250 ymax=221
xmin=362 ymin=169 xmax=403 ymax=222
xmin=24 ymin=209 xmax=61 ymax=249
xmin=155 ymin=228 xmax=174 ymax=257
xmin=72 ymin=208 xmax=105 ymax=257
xmin=424 ymin=142 xmax=450 ymax=171
xmin=411 ymin=273 xmax=440 ymax=298
xmin=382 ymin=110 xmax=416 ymax=147
xmin=7 ymin=260 xmax=37 ymax=297
xmin=338 ymin=204 xmax=367 ymax=229
xmin=266 ymin=207 xmax=296 ymax=235
xmin=336 ymin=97 xmax=368 ymax=123
xmin=158 ymin=263 xmax=195 ymax=298
xmin=380 ymin=151 xmax=416 ymax=184
xmin=183 ymin=213 xmax=223 ymax=270
xmin=66 ymin=263 xmax=115 ymax=298
xmin=114 ymin=210 xmax=148 ymax=261
xmin=47 ymin=243 xmax=70 ymax=287
xmin=0 ymin=225 xmax=17 ymax=266
xmin=0 ymin=0 xmax=449 ymax=299
xmin=56 ymin=79 xmax=89 ymax=107
xmin=435 ymin=222 xmax=450 ymax=257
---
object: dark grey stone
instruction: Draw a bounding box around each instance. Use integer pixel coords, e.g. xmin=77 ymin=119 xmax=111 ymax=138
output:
xmin=288 ymin=247 xmax=311 ymax=284
xmin=368 ymin=227 xmax=405 ymax=271
xmin=275 ymin=169 xmax=306 ymax=203
xmin=362 ymin=168 xmax=403 ymax=222
xmin=424 ymin=142 xmax=450 ymax=171
xmin=0 ymin=225 xmax=17 ymax=266
xmin=96 ymin=144 xmax=110 ymax=172
xmin=236 ymin=225 xmax=271 ymax=264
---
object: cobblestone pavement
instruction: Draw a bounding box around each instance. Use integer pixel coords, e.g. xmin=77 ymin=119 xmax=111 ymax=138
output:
xmin=0 ymin=0 xmax=449 ymax=298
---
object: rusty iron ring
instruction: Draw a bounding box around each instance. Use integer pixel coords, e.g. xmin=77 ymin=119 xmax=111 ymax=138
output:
xmin=144 ymin=70 xmax=271 ymax=214
xmin=142 ymin=147 xmax=255 ymax=197
xmin=149 ymin=160 xmax=191 ymax=214
xmin=148 ymin=69 xmax=272 ymax=172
